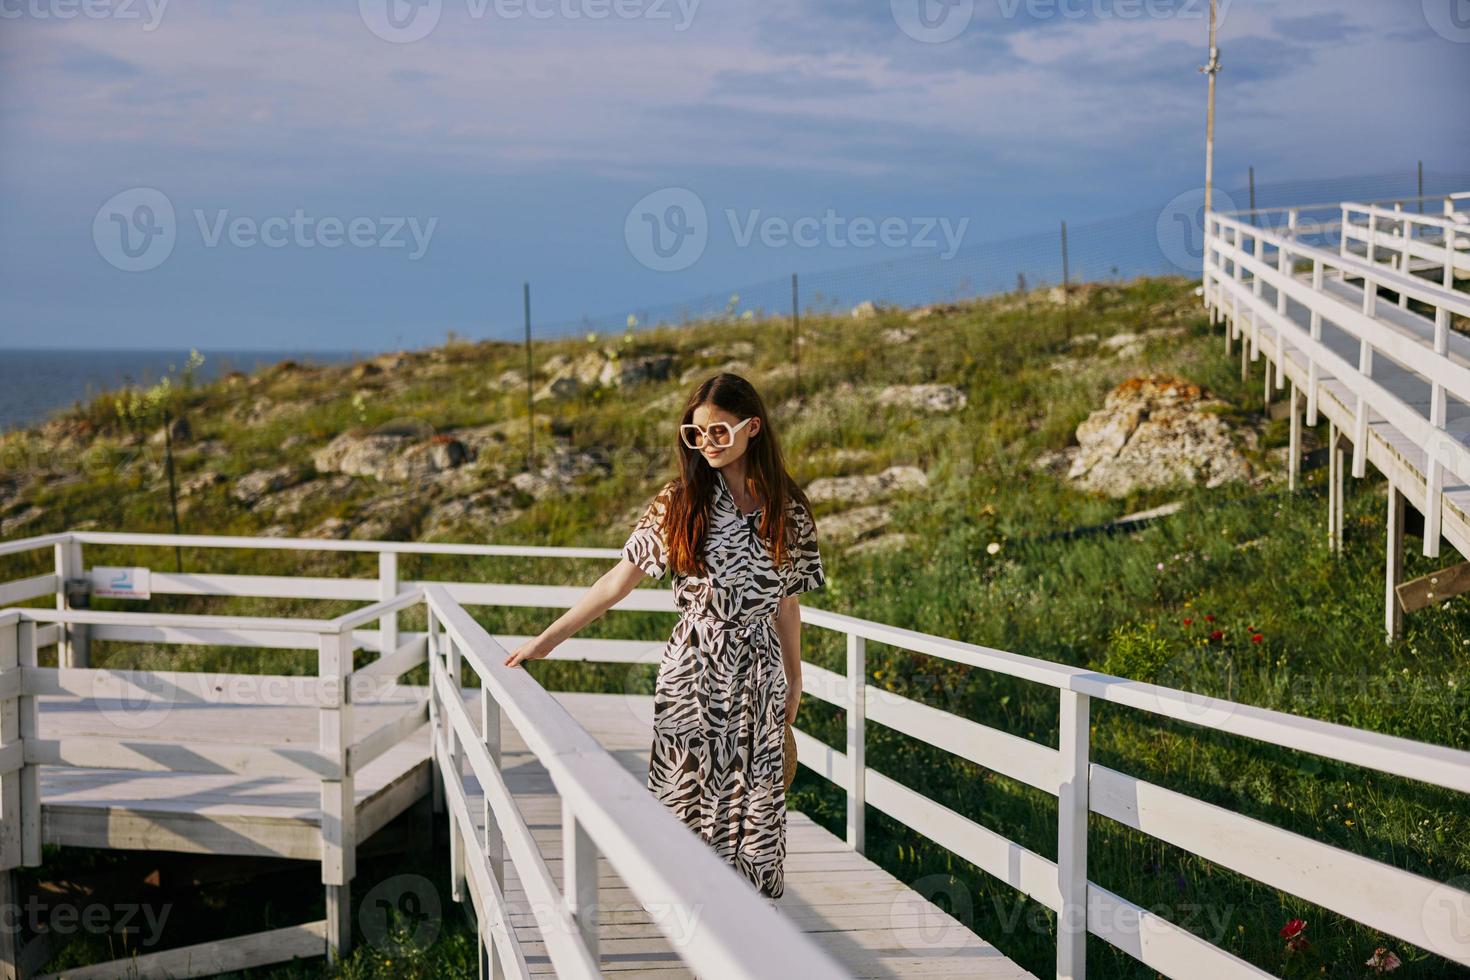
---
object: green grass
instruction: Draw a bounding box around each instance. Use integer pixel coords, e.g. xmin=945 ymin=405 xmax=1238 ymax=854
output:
xmin=2 ymin=276 xmax=1466 ymax=977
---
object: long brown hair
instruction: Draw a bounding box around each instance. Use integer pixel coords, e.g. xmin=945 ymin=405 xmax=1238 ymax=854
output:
xmin=654 ymin=372 xmax=814 ymax=578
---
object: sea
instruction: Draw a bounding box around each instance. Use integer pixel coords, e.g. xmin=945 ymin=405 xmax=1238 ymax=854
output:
xmin=0 ymin=348 xmax=372 ymax=434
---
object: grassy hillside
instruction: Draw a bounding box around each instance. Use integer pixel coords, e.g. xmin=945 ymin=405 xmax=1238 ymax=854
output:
xmin=2 ymin=276 xmax=1466 ymax=978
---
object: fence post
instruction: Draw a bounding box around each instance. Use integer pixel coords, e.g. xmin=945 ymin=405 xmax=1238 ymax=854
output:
xmin=428 ymin=607 xmax=445 ymax=817
xmin=1056 ymin=688 xmax=1091 ymax=980
xmin=563 ymin=800 xmax=600 ymax=963
xmin=54 ymin=539 xmax=87 ymax=669
xmin=846 ymin=632 xmax=865 ymax=855
xmin=1307 ymin=259 xmax=1323 ymax=426
xmin=378 ymin=551 xmax=398 ymax=659
xmin=481 ymin=677 xmax=505 ymax=980
xmin=1352 ymin=269 xmax=1375 ymax=480
xmin=1 ymin=616 xmax=25 ymax=980
xmin=448 ymin=634 xmax=465 ymax=906
xmin=319 ymin=630 xmax=356 ymax=963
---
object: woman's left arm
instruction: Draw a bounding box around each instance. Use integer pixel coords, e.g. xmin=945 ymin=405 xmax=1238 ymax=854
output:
xmin=774 ymin=594 xmax=804 ymax=726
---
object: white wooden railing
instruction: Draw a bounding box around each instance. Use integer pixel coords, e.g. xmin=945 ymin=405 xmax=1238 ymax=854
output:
xmin=1202 ymin=193 xmax=1470 ymax=560
xmin=0 ymin=531 xmax=848 ymax=980
xmin=3 ymin=528 xmax=1470 ymax=978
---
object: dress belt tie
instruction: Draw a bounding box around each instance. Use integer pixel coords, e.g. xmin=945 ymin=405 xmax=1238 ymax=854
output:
xmin=684 ymin=612 xmax=776 ymax=635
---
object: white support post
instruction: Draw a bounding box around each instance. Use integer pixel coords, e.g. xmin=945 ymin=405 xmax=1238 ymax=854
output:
xmin=562 ymin=800 xmax=600 ymax=964
xmin=319 ymin=631 xmax=356 ymax=963
xmin=846 ymin=632 xmax=866 ymax=855
xmin=16 ymin=623 xmax=37 ymax=872
xmin=54 ymin=540 xmax=87 ymax=669
xmin=1274 ymin=209 xmax=1295 ymax=391
xmin=1230 ymin=226 xmax=1243 ymax=352
xmin=1392 ymin=203 xmax=1409 ymax=306
xmin=1352 ymin=277 xmax=1375 ymax=479
xmin=1288 ymin=382 xmax=1301 ymax=492
xmin=1307 ymin=260 xmax=1323 ymax=426
xmin=448 ymin=635 xmax=465 ymax=906
xmin=1424 ymin=304 xmax=1450 ymax=560
xmin=378 ymin=551 xmax=398 ymax=659
xmin=1250 ymin=231 xmax=1264 ymax=361
xmin=1386 ymin=482 xmax=1405 ymax=642
xmin=1 ymin=619 xmax=22 ymax=883
xmin=1328 ymin=422 xmax=1345 ymax=555
xmin=427 ymin=608 xmax=445 ymax=817
xmin=482 ymin=681 xmax=505 ymax=980
xmin=1056 ymin=689 xmax=1090 ymax=980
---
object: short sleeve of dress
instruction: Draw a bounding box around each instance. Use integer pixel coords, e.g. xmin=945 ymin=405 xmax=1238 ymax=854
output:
xmin=622 ymin=482 xmax=675 ymax=579
xmin=783 ymin=501 xmax=826 ymax=598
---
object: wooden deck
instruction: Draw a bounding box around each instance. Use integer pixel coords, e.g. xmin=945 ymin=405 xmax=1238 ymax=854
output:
xmin=1251 ymin=271 xmax=1470 ymax=557
xmin=31 ymin=689 xmax=1033 ymax=979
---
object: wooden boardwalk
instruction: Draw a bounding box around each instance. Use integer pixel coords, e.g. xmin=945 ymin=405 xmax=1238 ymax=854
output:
xmin=32 ymin=688 xmax=1034 ymax=979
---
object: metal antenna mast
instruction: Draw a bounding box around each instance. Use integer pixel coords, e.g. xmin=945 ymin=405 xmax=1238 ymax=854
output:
xmin=1199 ymin=0 xmax=1221 ymax=213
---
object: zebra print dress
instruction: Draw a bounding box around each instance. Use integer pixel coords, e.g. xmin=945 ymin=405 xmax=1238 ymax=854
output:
xmin=621 ymin=472 xmax=826 ymax=900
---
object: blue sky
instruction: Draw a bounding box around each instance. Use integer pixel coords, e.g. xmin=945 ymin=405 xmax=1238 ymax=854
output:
xmin=1 ymin=0 xmax=1466 ymax=351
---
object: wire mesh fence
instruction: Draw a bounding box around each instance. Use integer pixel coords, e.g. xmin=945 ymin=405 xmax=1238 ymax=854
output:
xmin=535 ymin=168 xmax=1470 ymax=340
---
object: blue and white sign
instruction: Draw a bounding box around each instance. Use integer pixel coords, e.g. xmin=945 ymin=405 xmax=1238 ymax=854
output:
xmin=91 ymin=566 xmax=152 ymax=600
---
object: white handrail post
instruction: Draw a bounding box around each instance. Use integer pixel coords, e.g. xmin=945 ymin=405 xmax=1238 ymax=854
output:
xmin=448 ymin=633 xmax=466 ymax=905
xmin=1056 ymin=688 xmax=1090 ymax=980
xmin=563 ymin=799 xmax=600 ymax=964
xmin=1307 ymin=258 xmax=1323 ymax=426
xmin=481 ymin=674 xmax=505 ymax=980
xmin=1424 ymin=299 xmax=1450 ymax=560
xmin=319 ymin=629 xmax=356 ymax=963
xmin=378 ymin=551 xmax=398 ymax=659
xmin=1250 ymin=230 xmax=1264 ymax=363
xmin=428 ymin=606 xmax=445 ymax=817
xmin=0 ymin=617 xmax=18 ymax=980
xmin=1352 ymin=272 xmax=1376 ymax=479
xmin=1394 ymin=203 xmax=1410 ymax=308
xmin=1274 ymin=209 xmax=1296 ymax=392
xmin=846 ymin=632 xmax=866 ymax=854
xmin=54 ymin=538 xmax=87 ymax=668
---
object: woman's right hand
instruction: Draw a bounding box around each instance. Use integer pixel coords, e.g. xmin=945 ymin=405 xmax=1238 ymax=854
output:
xmin=504 ymin=638 xmax=551 ymax=668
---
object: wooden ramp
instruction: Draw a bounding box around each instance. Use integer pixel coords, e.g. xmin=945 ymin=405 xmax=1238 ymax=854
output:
xmin=458 ymin=691 xmax=1037 ymax=980
xmin=31 ymin=689 xmax=1034 ymax=978
xmin=36 ymin=688 xmax=432 ymax=860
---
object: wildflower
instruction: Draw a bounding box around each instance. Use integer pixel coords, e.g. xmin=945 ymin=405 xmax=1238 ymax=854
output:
xmin=1182 ymin=618 xmax=1193 ymax=626
xmin=1280 ymin=919 xmax=1306 ymax=940
xmin=1366 ymin=947 xmax=1401 ymax=972
xmin=1156 ymin=562 xmax=1164 ymax=570
xmin=1210 ymin=629 xmax=1223 ymax=641
xmin=1204 ymin=614 xmax=1214 ymax=622
xmin=1251 ymin=633 xmax=1263 ymax=643
xmin=986 ymin=542 xmax=1001 ymax=555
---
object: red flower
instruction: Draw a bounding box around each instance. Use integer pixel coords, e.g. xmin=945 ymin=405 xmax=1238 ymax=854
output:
xmin=1251 ymin=633 xmax=1263 ymax=643
xmin=1280 ymin=918 xmax=1306 ymax=940
xmin=1182 ymin=618 xmax=1193 ymax=625
xmin=1204 ymin=614 xmax=1214 ymax=622
xmin=1210 ymin=629 xmax=1223 ymax=641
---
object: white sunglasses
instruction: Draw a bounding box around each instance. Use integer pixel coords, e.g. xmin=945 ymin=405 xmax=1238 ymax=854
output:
xmin=680 ymin=416 xmax=755 ymax=450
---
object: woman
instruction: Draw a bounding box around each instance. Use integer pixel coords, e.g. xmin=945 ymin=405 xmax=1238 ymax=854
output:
xmin=504 ymin=372 xmax=825 ymax=906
